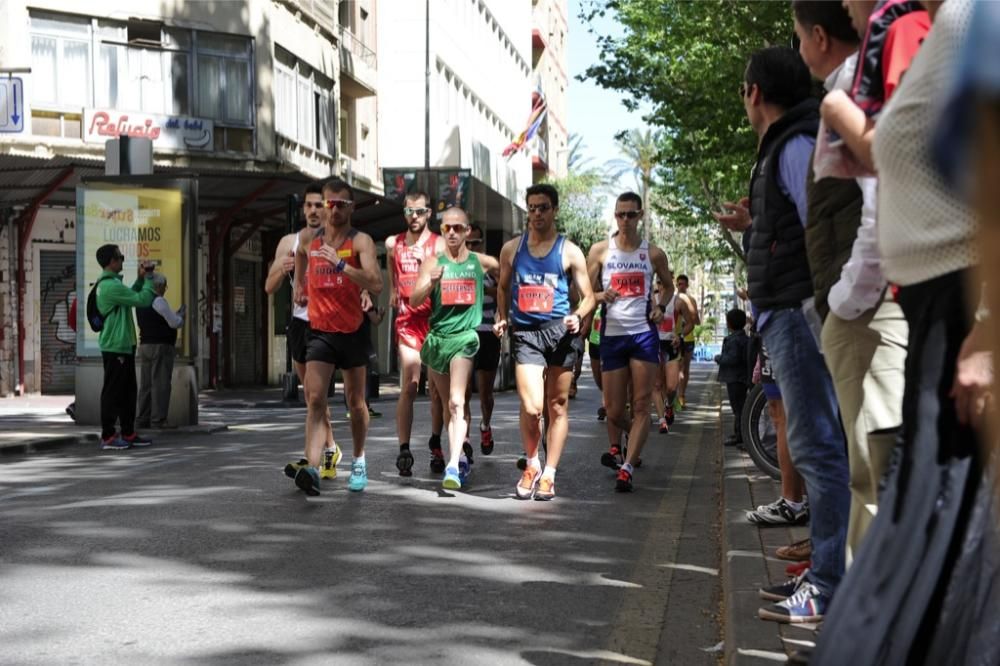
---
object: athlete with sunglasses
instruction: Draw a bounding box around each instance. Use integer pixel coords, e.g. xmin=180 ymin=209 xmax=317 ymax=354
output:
xmin=291 ymin=178 xmax=383 ymax=495
xmin=384 ymin=191 xmax=447 ymax=477
xmin=410 ymin=208 xmax=499 ymax=490
xmin=586 ymin=192 xmax=675 ymax=492
xmin=495 ymin=183 xmax=595 ymax=501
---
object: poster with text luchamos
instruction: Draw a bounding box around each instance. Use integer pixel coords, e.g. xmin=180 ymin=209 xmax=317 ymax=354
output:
xmin=77 ymin=187 xmax=184 ymax=356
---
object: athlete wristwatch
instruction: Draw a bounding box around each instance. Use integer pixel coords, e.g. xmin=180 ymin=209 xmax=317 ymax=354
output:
xmin=334 ymin=259 xmax=346 ymax=273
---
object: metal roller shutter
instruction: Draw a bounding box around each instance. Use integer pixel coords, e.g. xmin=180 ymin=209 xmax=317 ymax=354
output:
xmin=38 ymin=250 xmax=77 ymax=393
xmin=231 ymin=258 xmax=261 ymax=385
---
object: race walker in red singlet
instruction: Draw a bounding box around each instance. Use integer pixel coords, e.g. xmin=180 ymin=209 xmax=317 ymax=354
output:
xmin=392 ymin=229 xmax=439 ymax=350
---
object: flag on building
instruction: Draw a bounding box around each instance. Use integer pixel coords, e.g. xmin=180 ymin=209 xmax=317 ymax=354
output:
xmin=502 ymin=88 xmax=547 ymax=158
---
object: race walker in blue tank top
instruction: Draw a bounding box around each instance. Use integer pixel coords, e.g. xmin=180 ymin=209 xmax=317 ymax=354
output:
xmin=510 ymin=233 xmax=571 ymax=328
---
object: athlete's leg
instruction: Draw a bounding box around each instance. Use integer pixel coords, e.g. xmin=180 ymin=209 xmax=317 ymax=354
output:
xmin=679 ymin=350 xmax=693 ymax=403
xmin=477 ymin=367 xmax=497 ymax=428
xmin=429 ymin=373 xmax=444 ymax=437
xmin=428 ymin=369 xmax=452 ymax=461
xmin=590 ymin=353 xmax=603 ymax=391
xmin=296 ymin=358 xmax=334 ymax=449
xmin=623 ymin=359 xmax=658 ymax=465
xmin=540 ymin=366 xmax=574 ymax=469
xmin=342 ymin=366 xmax=369 ymax=457
xmin=443 ymin=357 xmax=474 ymax=470
xmin=303 ymin=360 xmax=336 ymax=466
xmin=395 ymin=344 xmax=422 ymax=445
xmin=654 ymin=359 xmax=667 ymax=420
xmin=515 ymin=363 xmax=547 ymax=459
xmin=602 ymin=366 xmax=631 ymax=446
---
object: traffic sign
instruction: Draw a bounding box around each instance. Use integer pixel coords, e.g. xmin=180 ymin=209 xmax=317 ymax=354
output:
xmin=0 ymin=78 xmax=25 ymax=133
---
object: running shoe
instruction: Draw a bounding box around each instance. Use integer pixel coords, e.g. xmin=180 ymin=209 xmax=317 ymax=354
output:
xmin=600 ymin=445 xmax=624 ymax=470
xmin=458 ymin=455 xmax=471 ymax=484
xmin=516 ymin=453 xmax=528 ymax=471
xmin=597 ymin=406 xmax=607 ymax=421
xmin=746 ymin=497 xmax=809 ymax=526
xmin=658 ymin=418 xmax=669 ymax=434
xmin=758 ymin=581 xmax=827 ymax=624
xmin=480 ymin=426 xmax=495 ymax=455
xmin=535 ymin=476 xmax=555 ymax=501
xmin=295 ymin=466 xmax=321 ymax=496
xmin=122 ymin=433 xmax=152 ymax=447
xmin=442 ymin=466 xmax=462 ymax=490
xmin=396 ymin=446 xmax=414 ymax=477
xmin=615 ymin=467 xmax=633 ymax=492
xmin=678 ymin=396 xmax=686 ymax=410
xmin=101 ymin=436 xmax=131 ymax=451
xmin=368 ymin=406 xmax=382 ymax=418
xmin=462 ymin=441 xmax=474 ymax=466
xmin=665 ymin=405 xmax=675 ymax=426
xmin=284 ymin=458 xmax=308 ymax=479
xmin=321 ymin=445 xmax=342 ymax=480
xmin=429 ymin=447 xmax=446 ymax=474
xmin=347 ymin=460 xmax=368 ymax=492
xmin=759 ymin=570 xmax=808 ymax=602
xmin=515 ymin=465 xmax=542 ymax=499
xmin=775 ymin=538 xmax=812 ymax=562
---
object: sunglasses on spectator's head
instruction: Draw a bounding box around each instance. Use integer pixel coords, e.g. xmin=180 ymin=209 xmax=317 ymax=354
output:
xmin=441 ymin=223 xmax=468 ymax=234
xmin=403 ymin=206 xmax=430 ymax=216
xmin=527 ymin=203 xmax=552 ymax=213
xmin=614 ymin=210 xmax=642 ymax=220
xmin=324 ymin=199 xmax=353 ymax=210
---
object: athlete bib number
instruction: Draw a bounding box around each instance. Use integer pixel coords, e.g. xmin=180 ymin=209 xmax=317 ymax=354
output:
xmin=310 ymin=251 xmax=341 ymax=289
xmin=610 ymin=272 xmax=645 ymax=298
xmin=659 ymin=315 xmax=675 ymax=333
xmin=518 ymin=284 xmax=554 ymax=313
xmin=441 ymin=278 xmax=476 ymax=306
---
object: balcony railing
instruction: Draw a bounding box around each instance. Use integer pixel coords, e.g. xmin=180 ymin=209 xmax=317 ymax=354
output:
xmin=294 ymin=0 xmax=338 ymax=36
xmin=339 ymin=26 xmax=377 ymax=69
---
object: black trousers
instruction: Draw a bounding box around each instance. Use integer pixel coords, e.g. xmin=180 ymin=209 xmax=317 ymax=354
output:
xmin=726 ymin=382 xmax=748 ymax=440
xmin=101 ymin=350 xmax=137 ymax=440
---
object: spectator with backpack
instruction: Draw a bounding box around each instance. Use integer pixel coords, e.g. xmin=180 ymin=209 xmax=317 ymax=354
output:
xmin=90 ymin=244 xmax=156 ymax=450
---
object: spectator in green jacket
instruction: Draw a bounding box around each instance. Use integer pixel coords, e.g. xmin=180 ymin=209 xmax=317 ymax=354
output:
xmin=94 ymin=243 xmax=156 ymax=450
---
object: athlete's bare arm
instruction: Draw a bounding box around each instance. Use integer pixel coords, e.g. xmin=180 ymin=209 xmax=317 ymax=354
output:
xmin=493 ymin=237 xmax=519 ymax=338
xmin=385 ymin=235 xmax=398 ymax=309
xmin=409 ymin=254 xmax=441 ymax=309
xmin=586 ymin=240 xmax=611 ymax=304
xmin=265 ymin=233 xmax=296 ymax=295
xmin=677 ymin=294 xmax=696 ymax=338
xmin=345 ymin=232 xmax=383 ymax=294
xmin=292 ymin=228 xmax=311 ymax=306
xmin=649 ymin=245 xmax=674 ymax=324
xmin=565 ymin=241 xmax=596 ymax=327
xmin=476 ymin=253 xmax=500 ymax=279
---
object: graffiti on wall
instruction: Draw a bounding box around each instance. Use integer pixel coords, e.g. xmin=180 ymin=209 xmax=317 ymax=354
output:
xmin=39 ymin=253 xmax=76 ymax=392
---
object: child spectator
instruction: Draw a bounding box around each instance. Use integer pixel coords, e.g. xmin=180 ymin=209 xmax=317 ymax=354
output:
xmin=715 ymin=308 xmax=750 ymax=446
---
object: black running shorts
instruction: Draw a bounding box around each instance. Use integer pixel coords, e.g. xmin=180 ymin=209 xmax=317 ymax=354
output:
xmin=305 ymin=327 xmax=369 ymax=369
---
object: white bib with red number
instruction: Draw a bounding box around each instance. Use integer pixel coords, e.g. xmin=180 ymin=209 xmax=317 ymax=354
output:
xmin=601 ymin=235 xmax=655 ymax=337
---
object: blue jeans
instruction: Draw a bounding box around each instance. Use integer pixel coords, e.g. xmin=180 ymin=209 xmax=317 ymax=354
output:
xmin=761 ymin=307 xmax=849 ymax=597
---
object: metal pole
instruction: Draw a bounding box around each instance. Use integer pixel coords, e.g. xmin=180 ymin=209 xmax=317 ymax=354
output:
xmin=424 ymin=0 xmax=431 ymax=169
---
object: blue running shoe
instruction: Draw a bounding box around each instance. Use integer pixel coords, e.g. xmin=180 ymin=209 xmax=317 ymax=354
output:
xmin=442 ymin=466 xmax=462 ymax=490
xmin=347 ymin=459 xmax=368 ymax=492
xmin=100 ymin=436 xmax=130 ymax=451
xmin=458 ymin=455 xmax=471 ymax=484
xmin=295 ymin=466 xmax=321 ymax=496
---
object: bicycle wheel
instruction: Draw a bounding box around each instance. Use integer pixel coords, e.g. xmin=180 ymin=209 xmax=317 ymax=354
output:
xmin=740 ymin=383 xmax=781 ymax=479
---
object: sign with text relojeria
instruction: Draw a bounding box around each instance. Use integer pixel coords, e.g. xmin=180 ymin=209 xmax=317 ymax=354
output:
xmin=83 ymin=109 xmax=213 ymax=152
xmin=76 ymin=186 xmax=184 ymax=356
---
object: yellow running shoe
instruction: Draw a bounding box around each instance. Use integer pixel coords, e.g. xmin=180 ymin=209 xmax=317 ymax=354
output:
xmin=320 ymin=445 xmax=342 ymax=479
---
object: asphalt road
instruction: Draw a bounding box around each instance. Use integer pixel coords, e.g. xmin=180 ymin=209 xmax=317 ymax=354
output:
xmin=0 ymin=363 xmax=723 ymax=666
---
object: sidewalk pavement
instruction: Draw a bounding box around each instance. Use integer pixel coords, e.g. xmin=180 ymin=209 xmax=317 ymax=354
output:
xmin=720 ymin=408 xmax=814 ymax=665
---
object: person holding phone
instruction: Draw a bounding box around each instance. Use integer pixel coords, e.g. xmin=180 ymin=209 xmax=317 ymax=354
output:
xmin=136 ymin=272 xmax=186 ymax=429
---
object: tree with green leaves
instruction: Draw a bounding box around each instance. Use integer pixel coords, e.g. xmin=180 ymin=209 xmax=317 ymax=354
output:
xmin=580 ymin=0 xmax=794 ymax=269
xmin=549 ymin=171 xmax=611 ymax=252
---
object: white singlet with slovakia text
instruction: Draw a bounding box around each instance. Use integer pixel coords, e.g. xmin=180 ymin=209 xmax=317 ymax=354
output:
xmin=601 ymin=235 xmax=655 ymax=337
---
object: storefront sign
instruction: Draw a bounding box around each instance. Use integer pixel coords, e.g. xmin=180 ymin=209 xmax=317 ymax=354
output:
xmin=76 ymin=186 xmax=185 ymax=356
xmin=83 ymin=109 xmax=214 ymax=152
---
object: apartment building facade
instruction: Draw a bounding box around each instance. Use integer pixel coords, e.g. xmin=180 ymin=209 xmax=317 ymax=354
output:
xmin=530 ymin=0 xmax=569 ymax=182
xmin=0 ymin=0 xmax=387 ymax=395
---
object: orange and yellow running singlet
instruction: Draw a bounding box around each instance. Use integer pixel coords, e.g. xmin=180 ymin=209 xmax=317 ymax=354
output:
xmin=307 ymin=232 xmax=363 ymax=334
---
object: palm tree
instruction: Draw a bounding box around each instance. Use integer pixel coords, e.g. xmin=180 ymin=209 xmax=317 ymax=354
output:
xmin=567 ymin=133 xmax=595 ymax=174
xmin=606 ymin=128 xmax=661 ymax=241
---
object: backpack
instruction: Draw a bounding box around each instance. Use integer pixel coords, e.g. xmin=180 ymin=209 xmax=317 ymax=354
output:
xmin=86 ymin=275 xmax=118 ymax=332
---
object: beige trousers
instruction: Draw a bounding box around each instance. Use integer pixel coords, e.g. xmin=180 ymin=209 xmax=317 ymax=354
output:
xmin=821 ymin=297 xmax=907 ymax=564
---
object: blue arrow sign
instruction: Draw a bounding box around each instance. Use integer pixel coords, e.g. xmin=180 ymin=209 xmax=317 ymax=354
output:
xmin=0 ymin=77 xmax=25 ymax=133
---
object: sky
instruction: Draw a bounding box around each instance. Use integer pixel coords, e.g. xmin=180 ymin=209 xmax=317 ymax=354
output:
xmin=566 ymin=0 xmax=652 ymax=187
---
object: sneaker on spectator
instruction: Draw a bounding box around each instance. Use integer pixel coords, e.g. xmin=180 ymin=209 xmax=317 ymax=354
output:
xmin=758 ymin=581 xmax=827 ymax=624
xmin=100 ymin=435 xmax=130 ymax=451
xmin=122 ymin=433 xmax=153 ymax=447
xmin=786 ymin=560 xmax=811 ymax=577
xmin=776 ymin=538 xmax=812 ymax=562
xmin=759 ymin=570 xmax=809 ymax=601
xmin=746 ymin=497 xmax=808 ymax=526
